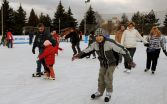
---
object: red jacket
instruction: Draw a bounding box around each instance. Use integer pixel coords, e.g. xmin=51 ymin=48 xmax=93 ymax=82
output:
xmin=39 ymin=45 xmax=56 ymax=66
xmin=6 ymin=32 xmax=13 ymax=40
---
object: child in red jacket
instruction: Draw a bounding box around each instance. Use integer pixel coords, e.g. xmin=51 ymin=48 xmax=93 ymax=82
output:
xmin=38 ymin=40 xmax=58 ymax=80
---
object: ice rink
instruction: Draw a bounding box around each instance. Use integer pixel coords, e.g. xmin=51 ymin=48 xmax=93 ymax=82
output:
xmin=0 ymin=41 xmax=167 ymax=104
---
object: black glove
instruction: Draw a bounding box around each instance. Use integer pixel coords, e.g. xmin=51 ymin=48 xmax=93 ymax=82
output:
xmin=144 ymin=43 xmax=149 ymax=47
xmin=163 ymin=50 xmax=167 ymax=56
xmin=32 ymin=48 xmax=35 ymax=54
xmin=72 ymin=54 xmax=80 ymax=61
xmin=128 ymin=61 xmax=136 ymax=68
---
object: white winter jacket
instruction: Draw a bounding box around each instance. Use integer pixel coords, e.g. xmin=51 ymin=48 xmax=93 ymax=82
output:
xmin=121 ymin=27 xmax=148 ymax=48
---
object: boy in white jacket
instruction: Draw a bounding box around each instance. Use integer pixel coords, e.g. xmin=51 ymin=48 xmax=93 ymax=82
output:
xmin=121 ymin=22 xmax=148 ymax=73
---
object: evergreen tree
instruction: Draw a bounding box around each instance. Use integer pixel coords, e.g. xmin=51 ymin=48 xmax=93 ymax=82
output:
xmin=79 ymin=19 xmax=85 ymax=33
xmin=143 ymin=10 xmax=159 ymax=34
xmin=162 ymin=14 xmax=167 ymax=34
xmin=66 ymin=7 xmax=77 ymax=28
xmin=45 ymin=14 xmax=52 ymax=27
xmin=85 ymin=6 xmax=97 ymax=33
xmin=28 ymin=9 xmax=39 ymax=27
xmin=53 ymin=1 xmax=68 ymax=31
xmin=39 ymin=13 xmax=52 ymax=28
xmin=14 ymin=4 xmax=26 ymax=34
xmin=120 ymin=13 xmax=129 ymax=26
xmin=131 ymin=11 xmax=144 ymax=33
xmin=1 ymin=0 xmax=16 ymax=34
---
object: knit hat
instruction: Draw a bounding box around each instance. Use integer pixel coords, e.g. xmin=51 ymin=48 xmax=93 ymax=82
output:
xmin=43 ymin=40 xmax=52 ymax=46
xmin=94 ymin=28 xmax=106 ymax=37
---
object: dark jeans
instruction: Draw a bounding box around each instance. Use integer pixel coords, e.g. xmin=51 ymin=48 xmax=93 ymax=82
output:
xmin=146 ymin=48 xmax=160 ymax=71
xmin=72 ymin=42 xmax=81 ymax=55
xmin=36 ymin=49 xmax=49 ymax=73
xmin=124 ymin=48 xmax=136 ymax=70
xmin=7 ymin=40 xmax=13 ymax=48
xmin=29 ymin=36 xmax=33 ymax=45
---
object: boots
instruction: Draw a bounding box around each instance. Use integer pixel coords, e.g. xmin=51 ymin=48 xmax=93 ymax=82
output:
xmin=104 ymin=92 xmax=112 ymax=102
xmin=91 ymin=91 xmax=102 ymax=99
xmin=32 ymin=72 xmax=41 ymax=77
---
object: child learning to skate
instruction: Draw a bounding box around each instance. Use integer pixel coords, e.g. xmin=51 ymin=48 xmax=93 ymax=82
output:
xmin=38 ymin=40 xmax=57 ymax=80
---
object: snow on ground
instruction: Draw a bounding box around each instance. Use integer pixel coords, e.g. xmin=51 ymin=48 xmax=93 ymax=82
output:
xmin=0 ymin=42 xmax=167 ymax=104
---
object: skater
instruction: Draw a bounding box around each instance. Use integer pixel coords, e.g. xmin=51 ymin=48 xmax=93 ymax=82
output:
xmin=62 ymin=27 xmax=81 ymax=56
xmin=32 ymin=23 xmax=56 ymax=77
xmin=6 ymin=30 xmax=13 ymax=48
xmin=38 ymin=40 xmax=57 ymax=80
xmin=29 ymin=30 xmax=34 ymax=45
xmin=51 ymin=30 xmax=63 ymax=54
xmin=0 ymin=35 xmax=6 ymax=46
xmin=115 ymin=25 xmax=126 ymax=64
xmin=121 ymin=21 xmax=148 ymax=73
xmin=72 ymin=28 xmax=135 ymax=102
xmin=144 ymin=26 xmax=167 ymax=74
xmin=86 ymin=31 xmax=96 ymax=59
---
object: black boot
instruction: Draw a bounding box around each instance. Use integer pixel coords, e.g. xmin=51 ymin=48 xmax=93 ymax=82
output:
xmin=91 ymin=92 xmax=102 ymax=99
xmin=32 ymin=72 xmax=41 ymax=77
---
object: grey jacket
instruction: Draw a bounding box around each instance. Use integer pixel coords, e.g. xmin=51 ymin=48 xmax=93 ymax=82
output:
xmin=79 ymin=38 xmax=132 ymax=68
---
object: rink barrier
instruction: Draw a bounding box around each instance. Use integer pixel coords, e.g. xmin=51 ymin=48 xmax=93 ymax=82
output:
xmin=1 ymin=35 xmax=166 ymax=44
xmin=13 ymin=36 xmax=29 ymax=44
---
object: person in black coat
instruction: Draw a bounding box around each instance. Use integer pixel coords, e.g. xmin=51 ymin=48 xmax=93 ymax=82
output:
xmin=32 ymin=23 xmax=56 ymax=77
xmin=29 ymin=30 xmax=34 ymax=45
xmin=64 ymin=27 xmax=81 ymax=56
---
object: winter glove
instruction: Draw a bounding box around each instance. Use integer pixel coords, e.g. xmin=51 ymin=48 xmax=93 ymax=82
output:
xmin=144 ymin=43 xmax=149 ymax=47
xmin=59 ymin=48 xmax=63 ymax=51
xmin=32 ymin=48 xmax=35 ymax=54
xmin=128 ymin=61 xmax=136 ymax=68
xmin=72 ymin=54 xmax=80 ymax=61
xmin=163 ymin=50 xmax=167 ymax=56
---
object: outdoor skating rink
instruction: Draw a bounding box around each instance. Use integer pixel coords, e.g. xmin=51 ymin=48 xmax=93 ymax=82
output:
xmin=0 ymin=42 xmax=167 ymax=104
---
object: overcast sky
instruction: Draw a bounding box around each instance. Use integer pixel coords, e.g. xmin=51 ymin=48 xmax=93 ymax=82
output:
xmin=1 ymin=0 xmax=167 ymax=22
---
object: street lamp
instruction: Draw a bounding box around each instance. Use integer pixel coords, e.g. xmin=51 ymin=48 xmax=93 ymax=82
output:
xmin=1 ymin=4 xmax=3 ymax=37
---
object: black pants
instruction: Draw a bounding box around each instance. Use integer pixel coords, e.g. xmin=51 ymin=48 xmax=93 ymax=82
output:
xmin=146 ymin=48 xmax=160 ymax=71
xmin=72 ymin=42 xmax=81 ymax=55
xmin=29 ymin=36 xmax=33 ymax=45
xmin=124 ymin=48 xmax=136 ymax=70
xmin=7 ymin=40 xmax=13 ymax=48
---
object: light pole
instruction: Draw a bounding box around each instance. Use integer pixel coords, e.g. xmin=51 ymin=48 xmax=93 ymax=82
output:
xmin=1 ymin=4 xmax=3 ymax=37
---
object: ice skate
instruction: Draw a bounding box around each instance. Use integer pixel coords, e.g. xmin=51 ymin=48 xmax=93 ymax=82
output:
xmin=43 ymin=72 xmax=50 ymax=79
xmin=48 ymin=77 xmax=55 ymax=80
xmin=32 ymin=72 xmax=41 ymax=77
xmin=91 ymin=91 xmax=102 ymax=99
xmin=124 ymin=69 xmax=131 ymax=73
xmin=144 ymin=68 xmax=149 ymax=72
xmin=104 ymin=92 xmax=111 ymax=102
xmin=152 ymin=71 xmax=155 ymax=74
